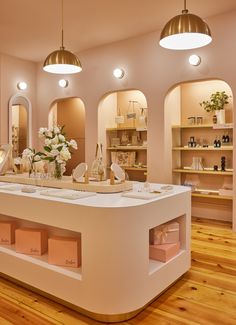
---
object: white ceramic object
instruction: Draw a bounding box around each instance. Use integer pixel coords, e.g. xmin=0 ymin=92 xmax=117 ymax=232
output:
xmin=72 ymin=163 xmax=88 ymax=182
xmin=216 ymin=109 xmax=225 ymax=124
xmin=111 ymin=163 xmax=125 ymax=181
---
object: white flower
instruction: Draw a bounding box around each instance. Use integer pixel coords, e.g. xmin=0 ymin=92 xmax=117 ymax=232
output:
xmin=45 ymin=131 xmax=53 ymax=138
xmin=69 ymin=139 xmax=78 ymax=150
xmin=58 ymin=134 xmax=65 ymax=142
xmin=51 ymin=135 xmax=59 ymax=145
xmin=22 ymin=148 xmax=34 ymax=159
xmin=49 ymin=149 xmax=60 ymax=157
xmin=38 ymin=127 xmax=47 ymax=137
xmin=53 ymin=126 xmax=60 ymax=134
xmin=58 ymin=147 xmax=71 ymax=161
xmin=34 ymin=154 xmax=41 ymax=162
xmin=45 ymin=138 xmax=51 ymax=146
xmin=14 ymin=157 xmax=22 ymax=165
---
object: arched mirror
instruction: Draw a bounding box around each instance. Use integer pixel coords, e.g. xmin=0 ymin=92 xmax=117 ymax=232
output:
xmin=8 ymin=94 xmax=32 ymax=158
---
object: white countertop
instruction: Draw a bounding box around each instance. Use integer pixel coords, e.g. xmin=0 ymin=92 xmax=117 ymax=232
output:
xmin=0 ymin=181 xmax=190 ymax=208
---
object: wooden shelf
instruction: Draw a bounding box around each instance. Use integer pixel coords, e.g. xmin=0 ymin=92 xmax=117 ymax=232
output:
xmin=173 ymin=169 xmax=233 ymax=176
xmin=107 ymin=146 xmax=147 ymax=151
xmin=173 ymin=146 xmax=233 ymax=151
xmin=192 ymin=192 xmax=233 ymax=200
xmin=172 ymin=123 xmax=233 ymax=129
xmin=124 ymin=167 xmax=147 ymax=171
xmin=106 ymin=127 xmax=147 ymax=131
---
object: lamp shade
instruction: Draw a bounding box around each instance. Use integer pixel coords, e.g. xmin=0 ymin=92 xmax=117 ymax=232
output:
xmin=160 ymin=12 xmax=212 ymax=50
xmin=43 ymin=48 xmax=82 ymax=74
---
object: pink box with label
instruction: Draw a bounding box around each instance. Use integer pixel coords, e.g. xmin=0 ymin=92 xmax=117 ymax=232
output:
xmin=0 ymin=221 xmax=17 ymax=245
xmin=15 ymin=228 xmax=48 ymax=256
xmin=153 ymin=221 xmax=179 ymax=245
xmin=149 ymin=242 xmax=180 ymax=262
xmin=48 ymin=236 xmax=81 ymax=268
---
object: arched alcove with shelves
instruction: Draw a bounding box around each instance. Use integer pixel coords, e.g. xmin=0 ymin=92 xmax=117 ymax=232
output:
xmin=165 ymin=79 xmax=234 ymax=223
xmin=98 ymin=89 xmax=148 ymax=181
xmin=48 ymin=97 xmax=85 ymax=175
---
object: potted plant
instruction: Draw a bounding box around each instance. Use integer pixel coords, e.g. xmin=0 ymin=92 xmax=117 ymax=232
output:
xmin=200 ymin=91 xmax=230 ymax=124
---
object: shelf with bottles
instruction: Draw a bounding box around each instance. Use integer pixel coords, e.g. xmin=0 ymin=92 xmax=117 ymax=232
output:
xmin=172 ymin=123 xmax=233 ymax=129
xmin=173 ymin=168 xmax=233 ymax=176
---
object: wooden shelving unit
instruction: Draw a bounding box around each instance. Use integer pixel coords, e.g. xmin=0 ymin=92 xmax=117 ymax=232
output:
xmin=173 ymin=169 xmax=233 ymax=176
xmin=192 ymin=192 xmax=233 ymax=200
xmin=173 ymin=146 xmax=233 ymax=151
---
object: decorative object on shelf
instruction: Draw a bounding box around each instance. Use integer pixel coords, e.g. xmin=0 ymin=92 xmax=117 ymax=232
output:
xmin=152 ymin=222 xmax=180 ymax=245
xmin=213 ymin=165 xmax=218 ymax=171
xmin=110 ymin=163 xmax=125 ymax=185
xmin=22 ymin=148 xmax=45 ymax=177
xmin=115 ymin=106 xmax=124 ymax=125
xmin=221 ymin=156 xmax=226 ymax=171
xmin=43 ymin=0 xmax=82 ymax=74
xmin=121 ymin=131 xmax=129 ymax=145
xmin=137 ymin=107 xmax=147 ymax=130
xmin=111 ymin=151 xmax=136 ymax=167
xmin=187 ymin=117 xmax=196 ymax=125
xmin=213 ymin=137 xmax=221 ymax=148
xmin=0 ymin=221 xmax=17 ymax=245
xmin=13 ymin=157 xmax=23 ymax=174
xmin=0 ymin=144 xmax=12 ymax=175
xmin=72 ymin=162 xmax=89 ymax=183
xmin=90 ymin=143 xmax=106 ymax=181
xmin=200 ymin=91 xmax=230 ymax=124
xmin=196 ymin=116 xmax=203 ymax=125
xmin=15 ymin=228 xmax=48 ymax=256
xmin=159 ymin=0 xmax=212 ymax=50
xmin=213 ymin=115 xmax=217 ymax=124
xmin=38 ymin=125 xmax=77 ymax=180
xmin=111 ymin=138 xmax=121 ymax=147
xmin=190 ymin=157 xmax=204 ymax=170
xmin=149 ymin=242 xmax=180 ymax=262
xmin=188 ymin=136 xmax=197 ymax=147
xmin=126 ymin=101 xmax=138 ymax=119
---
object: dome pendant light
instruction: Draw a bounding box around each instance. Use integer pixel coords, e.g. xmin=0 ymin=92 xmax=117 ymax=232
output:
xmin=43 ymin=0 xmax=82 ymax=74
xmin=159 ymin=0 xmax=212 ymax=50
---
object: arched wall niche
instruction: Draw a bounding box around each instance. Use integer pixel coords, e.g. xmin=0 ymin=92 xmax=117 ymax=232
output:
xmin=48 ymin=97 xmax=86 ymax=175
xmin=164 ymin=78 xmax=234 ymax=226
xmin=98 ymin=88 xmax=148 ymax=181
xmin=8 ymin=93 xmax=32 ymax=157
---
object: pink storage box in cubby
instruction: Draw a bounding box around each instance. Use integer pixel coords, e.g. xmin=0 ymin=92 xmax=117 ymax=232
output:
xmin=153 ymin=221 xmax=179 ymax=245
xmin=15 ymin=228 xmax=48 ymax=256
xmin=0 ymin=221 xmax=17 ymax=245
xmin=48 ymin=236 xmax=81 ymax=268
xmin=149 ymin=242 xmax=180 ymax=262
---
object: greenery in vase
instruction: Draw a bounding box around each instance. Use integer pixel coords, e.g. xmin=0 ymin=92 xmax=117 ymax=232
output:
xmin=200 ymin=91 xmax=230 ymax=113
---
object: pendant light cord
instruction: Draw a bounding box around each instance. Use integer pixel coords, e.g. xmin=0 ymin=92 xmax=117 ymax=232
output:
xmin=182 ymin=0 xmax=188 ymax=14
xmin=61 ymin=0 xmax=64 ymax=49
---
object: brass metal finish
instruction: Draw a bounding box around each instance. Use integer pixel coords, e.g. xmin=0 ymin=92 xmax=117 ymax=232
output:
xmin=160 ymin=12 xmax=211 ymax=40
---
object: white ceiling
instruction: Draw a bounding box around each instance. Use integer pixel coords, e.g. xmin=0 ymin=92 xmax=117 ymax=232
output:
xmin=0 ymin=0 xmax=236 ymax=62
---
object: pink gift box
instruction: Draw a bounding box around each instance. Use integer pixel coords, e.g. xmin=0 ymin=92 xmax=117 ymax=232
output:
xmin=15 ymin=228 xmax=48 ymax=256
xmin=0 ymin=221 xmax=17 ymax=245
xmin=149 ymin=242 xmax=180 ymax=262
xmin=48 ymin=236 xmax=81 ymax=268
xmin=153 ymin=221 xmax=179 ymax=245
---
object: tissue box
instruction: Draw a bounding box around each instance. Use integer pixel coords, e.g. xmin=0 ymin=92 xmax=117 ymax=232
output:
xmin=48 ymin=236 xmax=81 ymax=268
xmin=149 ymin=242 xmax=180 ymax=262
xmin=153 ymin=221 xmax=179 ymax=245
xmin=0 ymin=221 xmax=17 ymax=245
xmin=15 ymin=228 xmax=48 ymax=255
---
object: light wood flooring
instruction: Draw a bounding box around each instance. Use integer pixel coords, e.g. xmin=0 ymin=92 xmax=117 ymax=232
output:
xmin=0 ymin=217 xmax=235 ymax=325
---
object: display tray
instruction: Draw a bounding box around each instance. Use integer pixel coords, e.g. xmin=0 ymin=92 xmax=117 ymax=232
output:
xmin=0 ymin=173 xmax=133 ymax=193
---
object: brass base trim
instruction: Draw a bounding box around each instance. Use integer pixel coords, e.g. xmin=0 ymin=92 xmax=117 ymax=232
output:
xmin=0 ymin=272 xmax=183 ymax=323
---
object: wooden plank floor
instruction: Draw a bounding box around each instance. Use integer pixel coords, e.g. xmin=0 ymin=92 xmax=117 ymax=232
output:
xmin=0 ymin=217 xmax=235 ymax=325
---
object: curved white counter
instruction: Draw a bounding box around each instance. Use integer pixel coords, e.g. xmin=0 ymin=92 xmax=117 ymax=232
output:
xmin=0 ymin=182 xmax=191 ymax=322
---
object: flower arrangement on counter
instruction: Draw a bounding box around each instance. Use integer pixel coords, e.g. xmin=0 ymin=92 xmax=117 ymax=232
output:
xmin=22 ymin=125 xmax=78 ymax=179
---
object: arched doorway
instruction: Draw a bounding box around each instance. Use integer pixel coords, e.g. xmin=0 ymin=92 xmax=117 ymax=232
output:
xmin=48 ymin=97 xmax=85 ymax=175
xmin=98 ymin=89 xmax=148 ymax=181
xmin=165 ymin=79 xmax=233 ymax=222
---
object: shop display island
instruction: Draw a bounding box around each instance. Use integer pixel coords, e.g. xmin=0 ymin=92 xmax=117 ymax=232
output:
xmin=0 ymin=181 xmax=191 ymax=322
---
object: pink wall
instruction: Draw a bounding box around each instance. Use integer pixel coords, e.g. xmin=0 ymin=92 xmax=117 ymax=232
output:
xmin=0 ymin=9 xmax=236 ymax=229
xmin=0 ymin=54 xmax=37 ymax=147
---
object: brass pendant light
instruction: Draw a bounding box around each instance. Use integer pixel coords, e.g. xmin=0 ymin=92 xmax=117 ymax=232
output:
xmin=43 ymin=0 xmax=82 ymax=74
xmin=159 ymin=0 xmax=212 ymax=50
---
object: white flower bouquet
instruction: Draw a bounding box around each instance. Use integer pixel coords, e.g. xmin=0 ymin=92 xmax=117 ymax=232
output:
xmin=38 ymin=125 xmax=78 ymax=178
